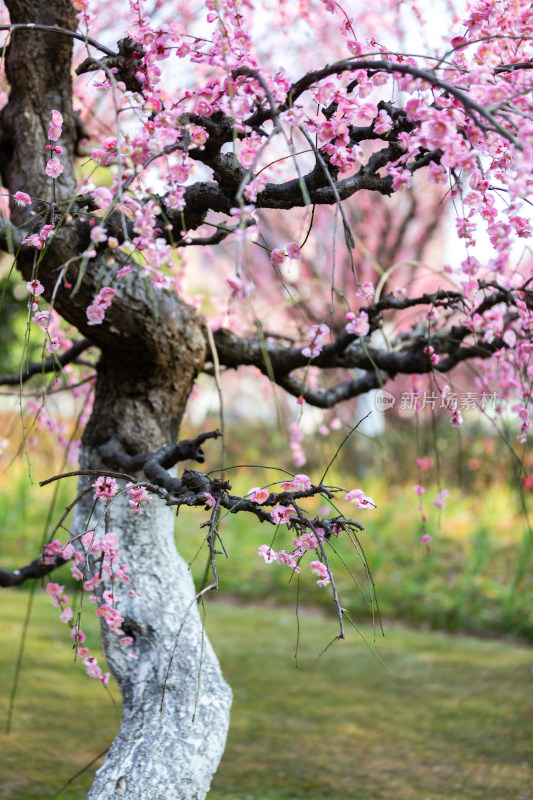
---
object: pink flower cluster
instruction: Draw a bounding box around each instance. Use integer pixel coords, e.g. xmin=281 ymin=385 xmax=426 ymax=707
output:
xmin=43 ymin=529 xmax=139 ymax=684
xmin=86 ymin=287 xmax=117 ymax=326
xmin=270 ymin=242 xmax=301 ymax=266
xmin=22 ymin=223 xmax=55 ymax=250
xmin=302 ymin=324 xmax=330 ymax=359
xmin=309 ymin=560 xmax=330 ymax=586
xmin=258 ymin=527 xmax=330 ymax=586
xmin=424 ymin=345 xmax=439 ymax=366
xmin=279 ymin=474 xmax=312 ymax=491
xmin=45 ymin=110 xmax=64 ymax=178
xmin=345 ymin=310 xmax=370 ymax=337
xmin=344 ymin=489 xmax=375 ymax=509
xmin=271 ymin=505 xmax=297 ymax=524
xmin=126 ymin=482 xmax=151 ymax=514
xmin=26 ymin=279 xmax=45 ymax=313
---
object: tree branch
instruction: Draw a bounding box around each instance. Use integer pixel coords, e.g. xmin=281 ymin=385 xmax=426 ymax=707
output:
xmin=0 ymin=22 xmax=116 ymax=57
xmin=0 ymin=554 xmax=67 ymax=587
xmin=0 ymin=338 xmax=94 ymax=386
xmin=245 ymin=58 xmax=519 ymax=145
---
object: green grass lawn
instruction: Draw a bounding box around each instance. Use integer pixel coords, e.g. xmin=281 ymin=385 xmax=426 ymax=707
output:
xmin=1 ymin=589 xmax=532 ymax=800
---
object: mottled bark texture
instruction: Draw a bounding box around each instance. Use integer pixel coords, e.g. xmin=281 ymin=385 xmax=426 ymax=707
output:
xmin=0 ymin=2 xmax=232 ymax=797
xmin=76 ymin=363 xmax=232 ymax=800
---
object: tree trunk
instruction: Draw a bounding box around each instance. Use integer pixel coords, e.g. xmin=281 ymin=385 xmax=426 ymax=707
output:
xmin=0 ymin=2 xmax=232 ymax=794
xmin=75 ymin=354 xmax=232 ymax=800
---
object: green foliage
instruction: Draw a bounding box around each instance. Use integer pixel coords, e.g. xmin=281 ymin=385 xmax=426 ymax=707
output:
xmin=1 ymin=594 xmax=532 ymax=800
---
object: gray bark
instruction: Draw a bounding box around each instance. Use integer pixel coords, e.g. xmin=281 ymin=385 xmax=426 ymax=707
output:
xmin=64 ymin=287 xmax=232 ymax=799
xmin=73 ymin=476 xmax=231 ymax=800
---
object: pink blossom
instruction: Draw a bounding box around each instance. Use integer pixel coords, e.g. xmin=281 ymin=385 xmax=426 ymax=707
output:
xmin=22 ymin=233 xmax=43 ymax=249
xmin=449 ymin=407 xmax=463 ymax=427
xmin=226 ymin=275 xmax=254 ymax=298
xmin=62 ymin=542 xmax=75 ymax=560
xmin=286 ymin=242 xmax=301 ymax=259
xmin=48 ymin=110 xmax=63 ymax=141
xmin=33 ymin=311 xmax=52 ymax=329
xmin=46 ymin=582 xmax=64 ymax=598
xmin=302 ymin=343 xmax=323 ymax=359
xmin=26 ymin=279 xmax=44 ymax=296
xmin=413 ymin=485 xmax=426 ymax=495
xmin=60 ymin=607 xmax=73 ymax=623
xmin=70 ymin=626 xmax=86 ymax=645
xmin=424 ymin=345 xmax=440 ymax=366
xmin=358 ymin=103 xmax=378 ymax=125
xmin=309 ymin=560 xmax=330 ymax=586
xmin=433 ymin=489 xmax=449 ymax=509
xmin=203 ymin=492 xmax=216 ymax=508
xmin=258 ymin=544 xmax=277 ymax=563
xmin=13 ymin=191 xmax=31 ymax=206
xmin=46 ymin=336 xmax=60 ymax=353
xmin=237 ymin=143 xmax=259 ymax=168
xmin=92 ymin=476 xmax=118 ymax=500
xmin=308 ymin=323 xmax=330 ymax=339
xmin=126 ymin=483 xmax=150 ymax=514
xmin=86 ymin=287 xmax=117 ymax=326
xmin=248 ymin=487 xmax=269 ymax=504
xmin=280 ymin=474 xmax=312 ymax=491
xmin=356 ymin=282 xmax=375 ymax=300
xmin=90 ymin=225 xmax=108 ymax=244
xmin=270 ymin=248 xmax=286 ymax=266
xmin=421 ymin=533 xmax=432 ymax=544
xmin=226 ymin=275 xmax=245 ymax=293
xmin=345 ymin=310 xmax=370 ymax=337
xmin=344 ymin=489 xmax=375 ymax=509
xmin=86 ymin=304 xmax=106 ymax=325
xmin=271 ymin=505 xmax=297 ymax=524
xmin=46 ymin=582 xmax=67 ymax=608
xmin=45 ymin=157 xmax=64 ymax=178
xmin=98 ymin=287 xmax=117 ymax=305
xmin=295 ymin=531 xmax=324 ymax=551
xmin=373 ymin=110 xmax=393 ymax=135
xmin=386 ymin=165 xmax=412 ymax=191
xmin=420 ymin=114 xmax=455 ymax=149
xmin=276 ymin=550 xmax=300 ymax=572
xmin=93 ymin=186 xmax=114 ymax=210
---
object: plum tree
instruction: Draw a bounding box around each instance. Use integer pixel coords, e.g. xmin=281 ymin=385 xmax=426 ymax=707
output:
xmin=0 ymin=0 xmax=532 ymax=797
